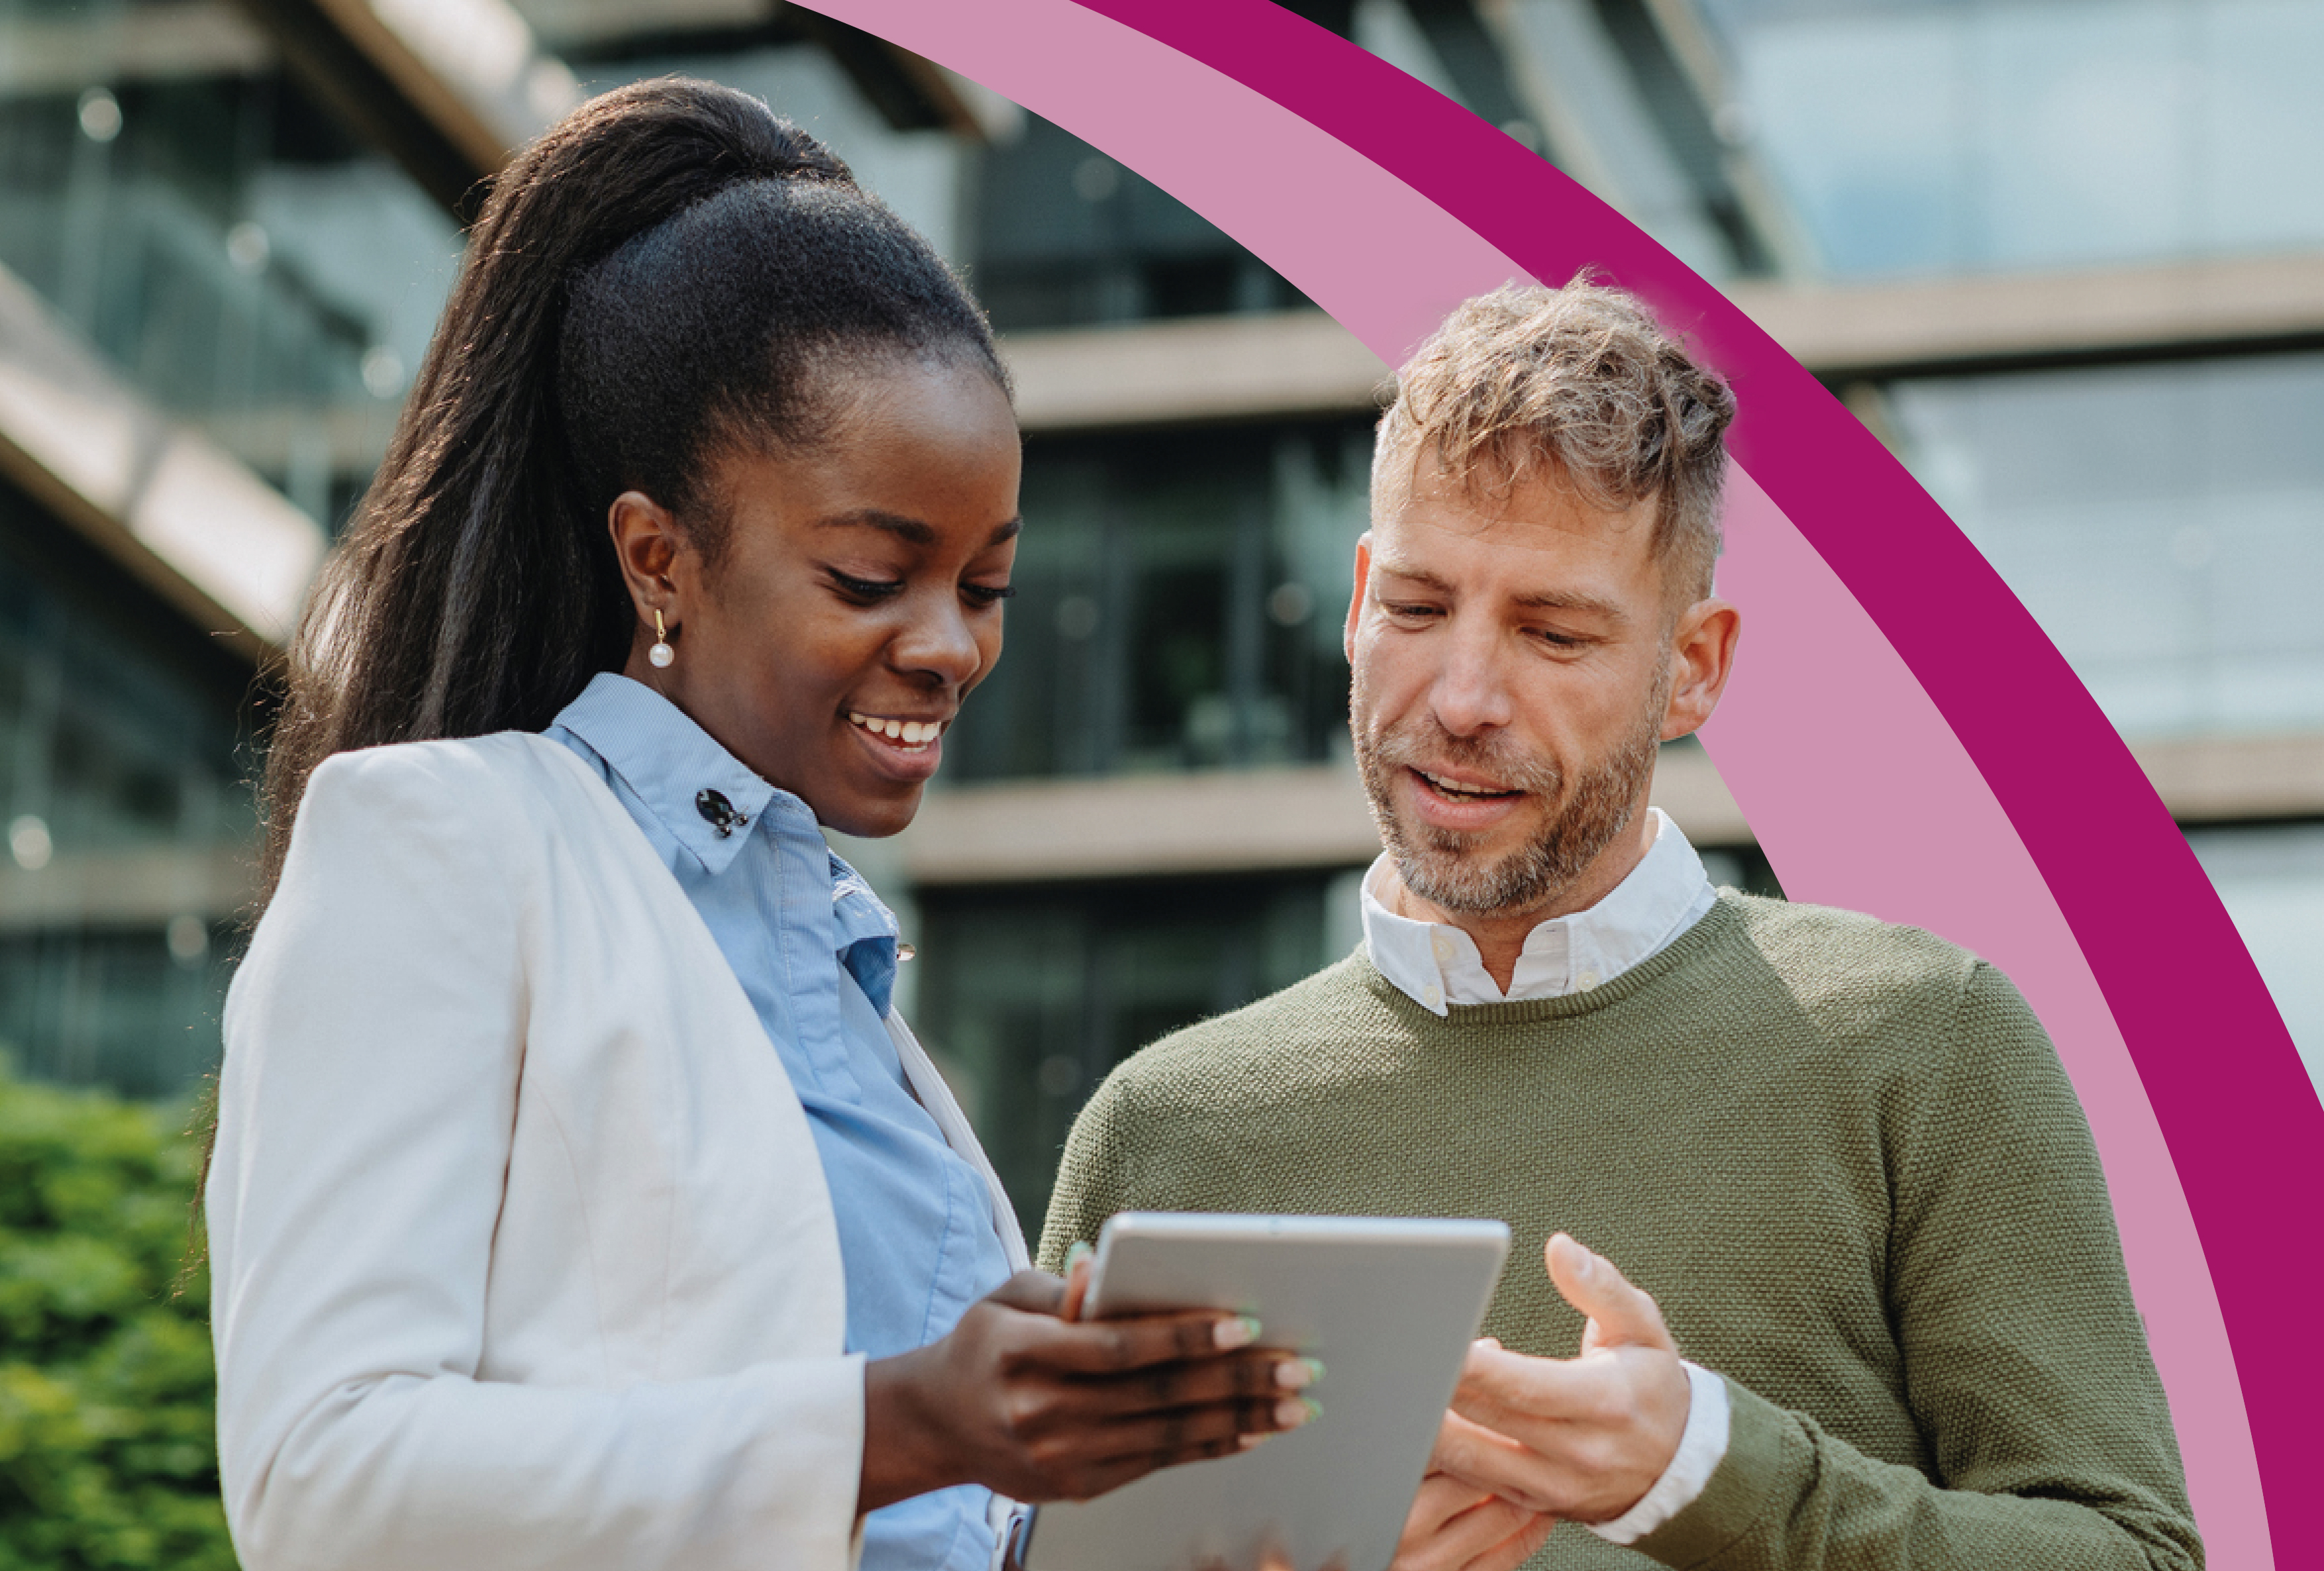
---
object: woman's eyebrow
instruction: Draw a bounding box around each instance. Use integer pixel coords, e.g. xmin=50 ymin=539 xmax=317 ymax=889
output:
xmin=815 ymin=511 xmax=1024 ymax=547
xmin=818 ymin=509 xmax=937 ymax=545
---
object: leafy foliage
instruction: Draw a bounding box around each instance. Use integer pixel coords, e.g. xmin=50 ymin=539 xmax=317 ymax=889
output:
xmin=0 ymin=1066 xmax=234 ymax=1569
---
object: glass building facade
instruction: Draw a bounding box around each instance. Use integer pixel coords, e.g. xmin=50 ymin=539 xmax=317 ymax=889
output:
xmin=1 ymin=0 xmax=2317 ymax=1201
xmin=0 ymin=475 xmax=254 ymax=1095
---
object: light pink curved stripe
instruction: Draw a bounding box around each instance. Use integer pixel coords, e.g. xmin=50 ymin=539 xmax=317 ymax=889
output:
xmin=801 ymin=0 xmax=2266 ymax=1556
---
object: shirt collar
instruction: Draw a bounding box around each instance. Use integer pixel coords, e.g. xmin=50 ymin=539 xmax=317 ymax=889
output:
xmin=830 ymin=852 xmax=903 ymax=1015
xmin=548 ymin=673 xmax=784 ymax=876
xmin=1360 ymin=807 xmax=1713 ymax=1016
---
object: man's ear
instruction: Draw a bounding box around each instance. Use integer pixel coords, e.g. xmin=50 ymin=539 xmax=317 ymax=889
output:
xmin=1660 ymin=597 xmax=1741 ymax=741
xmin=1344 ymin=531 xmax=1374 ymax=667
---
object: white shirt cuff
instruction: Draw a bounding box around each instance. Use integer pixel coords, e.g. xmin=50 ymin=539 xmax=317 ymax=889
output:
xmin=1586 ymin=1361 xmax=1731 ymax=1546
xmin=989 ymin=1497 xmax=1031 ymax=1571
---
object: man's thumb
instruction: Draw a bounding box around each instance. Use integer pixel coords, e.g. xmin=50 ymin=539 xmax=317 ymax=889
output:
xmin=1544 ymin=1233 xmax=1675 ymax=1353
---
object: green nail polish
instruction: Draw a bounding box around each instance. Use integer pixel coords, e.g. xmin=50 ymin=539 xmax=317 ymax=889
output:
xmin=1301 ymin=1397 xmax=1323 ymax=1423
xmin=1304 ymin=1357 xmax=1326 ymax=1383
xmin=1216 ymin=1313 xmax=1262 ymax=1349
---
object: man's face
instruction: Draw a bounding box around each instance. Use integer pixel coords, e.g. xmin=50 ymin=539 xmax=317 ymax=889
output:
xmin=1346 ymin=457 xmax=1686 ymax=920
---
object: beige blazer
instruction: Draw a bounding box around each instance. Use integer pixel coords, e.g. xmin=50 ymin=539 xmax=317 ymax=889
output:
xmin=207 ymin=733 xmax=1027 ymax=1571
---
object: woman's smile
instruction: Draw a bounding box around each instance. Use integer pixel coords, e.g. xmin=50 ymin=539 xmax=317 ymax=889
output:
xmin=612 ymin=354 xmax=1023 ymax=837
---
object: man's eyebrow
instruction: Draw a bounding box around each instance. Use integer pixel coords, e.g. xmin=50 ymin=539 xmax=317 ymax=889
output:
xmin=1511 ymin=589 xmax=1630 ymax=625
xmin=1369 ymin=558 xmax=1456 ymax=595
xmin=1372 ymin=557 xmax=1629 ymax=624
xmin=816 ymin=511 xmax=1024 ymax=548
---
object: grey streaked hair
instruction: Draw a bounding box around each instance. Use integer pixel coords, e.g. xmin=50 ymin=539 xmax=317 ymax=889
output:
xmin=1372 ymin=276 xmax=1736 ymax=603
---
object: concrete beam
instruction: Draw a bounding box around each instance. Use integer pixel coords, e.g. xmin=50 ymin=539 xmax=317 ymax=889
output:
xmin=1723 ymin=254 xmax=2324 ymax=383
xmin=233 ymin=0 xmax=578 ymax=215
xmin=0 ymin=264 xmax=327 ymax=660
xmin=1006 ymin=253 xmax=2324 ymax=433
xmin=1006 ymin=312 xmax=1391 ymax=435
xmin=893 ymin=744 xmax=1749 ymax=886
xmin=0 ymin=846 xmax=254 ymax=935
xmin=0 ymin=1 xmax=273 ymax=91
xmin=2134 ymin=733 xmax=2324 ymax=826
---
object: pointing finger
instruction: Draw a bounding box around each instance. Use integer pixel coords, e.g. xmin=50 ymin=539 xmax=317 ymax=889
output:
xmin=1543 ymin=1235 xmax=1674 ymax=1354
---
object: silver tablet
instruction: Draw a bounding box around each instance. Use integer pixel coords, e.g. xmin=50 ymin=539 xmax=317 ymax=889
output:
xmin=1024 ymin=1213 xmax=1511 ymax=1571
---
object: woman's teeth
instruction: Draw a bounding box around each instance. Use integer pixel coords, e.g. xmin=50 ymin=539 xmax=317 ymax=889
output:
xmin=1420 ymin=768 xmax=1513 ymax=801
xmin=849 ymin=712 xmax=942 ymax=747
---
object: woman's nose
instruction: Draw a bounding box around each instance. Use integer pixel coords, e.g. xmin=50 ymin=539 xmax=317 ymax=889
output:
xmin=892 ymin=593 xmax=986 ymax=686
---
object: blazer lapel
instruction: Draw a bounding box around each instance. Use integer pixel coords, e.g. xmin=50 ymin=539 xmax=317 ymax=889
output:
xmin=884 ymin=1012 xmax=1031 ymax=1272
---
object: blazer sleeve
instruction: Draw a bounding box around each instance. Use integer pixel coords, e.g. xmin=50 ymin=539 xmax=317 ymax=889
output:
xmin=207 ymin=744 xmax=866 ymax=1571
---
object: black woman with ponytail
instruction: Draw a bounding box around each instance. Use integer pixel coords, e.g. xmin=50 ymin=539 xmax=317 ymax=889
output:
xmin=205 ymin=79 xmax=1315 ymax=1571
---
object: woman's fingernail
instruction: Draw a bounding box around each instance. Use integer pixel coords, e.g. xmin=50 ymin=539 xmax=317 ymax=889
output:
xmin=1276 ymin=1397 xmax=1321 ymax=1429
xmin=1238 ymin=1433 xmax=1268 ymax=1450
xmin=1214 ymin=1315 xmax=1262 ymax=1350
xmin=1274 ymin=1356 xmax=1324 ymax=1390
xmin=1064 ymin=1241 xmax=1093 ymax=1270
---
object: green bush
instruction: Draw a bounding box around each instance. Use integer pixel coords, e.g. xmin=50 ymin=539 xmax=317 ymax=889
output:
xmin=0 ymin=1066 xmax=235 ymax=1570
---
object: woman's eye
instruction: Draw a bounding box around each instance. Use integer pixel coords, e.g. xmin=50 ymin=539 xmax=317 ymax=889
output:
xmin=963 ymin=583 xmax=1017 ymax=608
xmin=829 ymin=570 xmax=905 ymax=601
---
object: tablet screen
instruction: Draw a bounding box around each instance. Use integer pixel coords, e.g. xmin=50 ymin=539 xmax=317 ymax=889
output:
xmin=1027 ymin=1213 xmax=1510 ymax=1571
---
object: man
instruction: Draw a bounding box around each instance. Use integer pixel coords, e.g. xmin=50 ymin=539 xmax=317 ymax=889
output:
xmin=1036 ymin=281 xmax=2201 ymax=1570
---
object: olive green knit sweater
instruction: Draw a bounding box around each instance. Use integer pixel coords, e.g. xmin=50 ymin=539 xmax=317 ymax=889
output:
xmin=1038 ymin=893 xmax=2200 ymax=1571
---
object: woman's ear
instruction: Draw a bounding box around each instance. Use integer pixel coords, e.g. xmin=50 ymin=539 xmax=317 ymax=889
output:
xmin=608 ymin=490 xmax=684 ymax=626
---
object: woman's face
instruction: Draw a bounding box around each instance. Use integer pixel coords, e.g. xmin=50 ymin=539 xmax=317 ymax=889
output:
xmin=612 ymin=356 xmax=1021 ymax=838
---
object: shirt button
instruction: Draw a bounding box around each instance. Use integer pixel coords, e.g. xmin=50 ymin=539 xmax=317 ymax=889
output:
xmin=1576 ymin=969 xmax=1599 ymax=989
xmin=1423 ymin=984 xmax=1442 ymax=1007
xmin=1432 ymin=932 xmax=1457 ymax=960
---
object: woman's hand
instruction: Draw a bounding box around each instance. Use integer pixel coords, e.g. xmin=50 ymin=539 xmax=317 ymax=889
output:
xmin=861 ymin=1268 xmax=1319 ymax=1511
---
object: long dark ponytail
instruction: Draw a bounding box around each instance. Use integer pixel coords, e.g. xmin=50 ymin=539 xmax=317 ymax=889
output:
xmin=257 ymin=77 xmax=1007 ymax=895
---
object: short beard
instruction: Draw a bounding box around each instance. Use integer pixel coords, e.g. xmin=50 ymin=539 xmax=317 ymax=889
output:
xmin=1352 ymin=673 xmax=1668 ymax=919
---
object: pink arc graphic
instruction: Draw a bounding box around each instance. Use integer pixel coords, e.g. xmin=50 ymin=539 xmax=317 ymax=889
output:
xmin=807 ymin=1 xmax=2319 ymax=1560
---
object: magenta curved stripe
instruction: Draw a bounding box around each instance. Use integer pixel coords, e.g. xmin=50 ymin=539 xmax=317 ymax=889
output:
xmin=803 ymin=0 xmax=2306 ymax=1556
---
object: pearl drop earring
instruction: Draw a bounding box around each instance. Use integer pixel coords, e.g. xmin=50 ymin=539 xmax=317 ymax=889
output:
xmin=649 ymin=608 xmax=675 ymax=669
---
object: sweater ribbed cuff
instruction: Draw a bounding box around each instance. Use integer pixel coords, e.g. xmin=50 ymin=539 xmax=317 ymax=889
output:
xmin=1629 ymin=1378 xmax=1810 ymax=1569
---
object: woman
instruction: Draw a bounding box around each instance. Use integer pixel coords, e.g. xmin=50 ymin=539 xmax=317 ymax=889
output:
xmin=203 ymin=79 xmax=1321 ymax=1571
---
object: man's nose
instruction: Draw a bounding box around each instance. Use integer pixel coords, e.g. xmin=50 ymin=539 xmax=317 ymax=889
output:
xmin=1429 ymin=619 xmax=1514 ymax=736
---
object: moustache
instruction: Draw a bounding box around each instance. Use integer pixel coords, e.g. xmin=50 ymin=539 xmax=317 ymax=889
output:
xmin=1363 ymin=719 xmax=1564 ymax=797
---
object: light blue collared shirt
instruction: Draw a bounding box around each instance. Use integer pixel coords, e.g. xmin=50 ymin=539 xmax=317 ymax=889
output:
xmin=546 ymin=673 xmax=1012 ymax=1571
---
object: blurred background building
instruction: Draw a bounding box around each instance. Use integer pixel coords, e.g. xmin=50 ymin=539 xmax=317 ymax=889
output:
xmin=1 ymin=0 xmax=2318 ymax=1233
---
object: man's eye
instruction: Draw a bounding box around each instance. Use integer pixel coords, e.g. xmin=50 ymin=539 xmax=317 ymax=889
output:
xmin=963 ymin=583 xmax=1017 ymax=608
xmin=1384 ymin=601 xmax=1440 ymax=620
xmin=829 ymin=571 xmax=905 ymax=601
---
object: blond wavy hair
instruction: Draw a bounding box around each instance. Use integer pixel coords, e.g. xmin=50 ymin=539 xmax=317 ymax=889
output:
xmin=1373 ymin=277 xmax=1737 ymax=605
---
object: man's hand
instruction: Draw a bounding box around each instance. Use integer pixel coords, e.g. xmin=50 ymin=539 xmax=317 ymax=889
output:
xmin=1389 ymin=1462 xmax=1558 ymax=1571
xmin=1431 ymin=1233 xmax=1690 ymax=1523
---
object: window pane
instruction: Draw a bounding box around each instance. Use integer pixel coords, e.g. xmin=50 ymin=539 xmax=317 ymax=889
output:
xmin=1702 ymin=0 xmax=2324 ymax=276
xmin=1888 ymin=353 xmax=2324 ymax=738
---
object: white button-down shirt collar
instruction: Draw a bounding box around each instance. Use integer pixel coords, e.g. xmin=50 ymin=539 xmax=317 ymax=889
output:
xmin=1361 ymin=807 xmax=1718 ymax=1016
